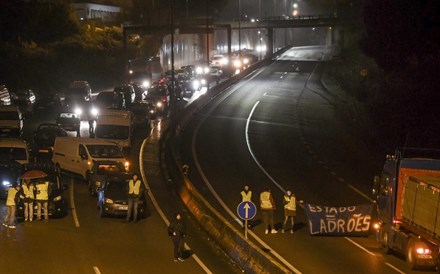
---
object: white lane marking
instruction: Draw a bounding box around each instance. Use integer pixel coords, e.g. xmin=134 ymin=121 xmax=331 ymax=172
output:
xmin=69 ymin=178 xmax=80 ymax=228
xmin=192 ymin=88 xmax=302 ymax=272
xmin=385 ymin=263 xmax=406 ymax=274
xmin=347 ymin=184 xmax=374 ymax=203
xmin=93 ymin=266 xmax=101 ymax=274
xmin=344 ymin=237 xmax=375 ymax=256
xmin=139 ymin=127 xmax=213 ymax=274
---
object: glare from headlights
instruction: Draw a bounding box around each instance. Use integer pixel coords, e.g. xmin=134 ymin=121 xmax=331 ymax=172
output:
xmin=53 ymin=195 xmax=62 ymax=202
xmin=74 ymin=107 xmax=82 ymax=116
xmin=91 ymin=107 xmax=98 ymax=116
xmin=192 ymin=80 xmax=200 ymax=89
xmin=233 ymin=59 xmax=241 ymax=68
xmin=2 ymin=181 xmax=11 ymax=187
xmin=195 ymin=66 xmax=203 ymax=74
xmin=156 ymin=102 xmax=163 ymax=107
xmin=203 ymin=66 xmax=210 ymax=74
xmin=200 ymin=79 xmax=207 ymax=85
xmin=124 ymin=161 xmax=130 ymax=170
xmin=243 ymin=58 xmax=249 ymax=65
xmin=142 ymin=80 xmax=150 ymax=88
xmin=129 ymin=70 xmax=133 ymax=74
xmin=222 ymin=58 xmax=229 ymax=65
xmin=105 ymin=198 xmax=114 ymax=204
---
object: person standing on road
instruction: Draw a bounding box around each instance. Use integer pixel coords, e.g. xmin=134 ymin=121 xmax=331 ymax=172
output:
xmin=282 ymin=188 xmax=296 ymax=234
xmin=21 ymin=179 xmax=36 ymax=222
xmin=125 ymin=174 xmax=142 ymax=223
xmin=35 ymin=180 xmax=50 ymax=222
xmin=260 ymin=187 xmax=277 ymax=234
xmin=240 ymin=184 xmax=252 ymax=202
xmin=3 ymin=184 xmax=21 ymax=229
xmin=168 ymin=212 xmax=187 ymax=262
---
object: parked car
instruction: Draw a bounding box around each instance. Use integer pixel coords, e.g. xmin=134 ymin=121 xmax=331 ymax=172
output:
xmin=0 ymin=138 xmax=30 ymax=165
xmin=143 ymin=85 xmax=170 ymax=113
xmin=94 ymin=91 xmax=126 ymax=111
xmin=87 ymin=160 xmax=127 ymax=196
xmin=32 ymin=123 xmax=68 ymax=158
xmin=0 ymin=105 xmax=24 ymax=137
xmin=97 ymin=173 xmax=147 ymax=218
xmin=55 ymin=111 xmax=81 ymax=136
xmin=114 ymin=84 xmax=135 ymax=106
xmin=33 ymin=93 xmax=63 ymax=113
xmin=16 ymin=161 xmax=68 ymax=218
xmin=129 ymin=102 xmax=152 ymax=129
xmin=0 ymin=159 xmax=23 ymax=200
xmin=11 ymin=89 xmax=36 ymax=115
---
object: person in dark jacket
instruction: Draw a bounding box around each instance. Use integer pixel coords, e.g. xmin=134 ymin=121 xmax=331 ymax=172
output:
xmin=168 ymin=212 xmax=187 ymax=262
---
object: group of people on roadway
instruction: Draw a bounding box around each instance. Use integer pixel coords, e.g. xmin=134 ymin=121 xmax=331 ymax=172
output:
xmin=241 ymin=184 xmax=298 ymax=234
xmin=3 ymin=179 xmax=50 ymax=229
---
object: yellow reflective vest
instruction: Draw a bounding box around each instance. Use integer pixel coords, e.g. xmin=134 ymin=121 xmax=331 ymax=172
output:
xmin=6 ymin=187 xmax=19 ymax=206
xmin=260 ymin=191 xmax=274 ymax=210
xmin=284 ymin=194 xmax=296 ymax=211
xmin=22 ymin=184 xmax=35 ymax=199
xmin=241 ymin=190 xmax=252 ymax=202
xmin=128 ymin=179 xmax=141 ymax=196
xmin=36 ymin=182 xmax=49 ymax=201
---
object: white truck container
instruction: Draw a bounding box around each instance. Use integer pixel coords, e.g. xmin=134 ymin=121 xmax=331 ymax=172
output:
xmin=94 ymin=110 xmax=133 ymax=155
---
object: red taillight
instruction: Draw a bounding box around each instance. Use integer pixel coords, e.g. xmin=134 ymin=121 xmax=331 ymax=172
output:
xmin=162 ymin=96 xmax=167 ymax=103
xmin=416 ymin=248 xmax=431 ymax=255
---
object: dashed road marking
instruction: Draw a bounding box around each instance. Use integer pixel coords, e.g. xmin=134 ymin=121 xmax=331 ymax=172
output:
xmin=93 ymin=266 xmax=101 ymax=274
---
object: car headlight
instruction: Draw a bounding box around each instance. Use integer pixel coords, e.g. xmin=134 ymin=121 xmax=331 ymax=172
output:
xmin=222 ymin=58 xmax=229 ymax=65
xmin=91 ymin=107 xmax=98 ymax=116
xmin=156 ymin=102 xmax=163 ymax=108
xmin=192 ymin=80 xmax=200 ymax=89
xmin=233 ymin=60 xmax=241 ymax=68
xmin=105 ymin=198 xmax=114 ymax=204
xmin=195 ymin=66 xmax=203 ymax=74
xmin=124 ymin=161 xmax=130 ymax=170
xmin=243 ymin=58 xmax=249 ymax=65
xmin=203 ymin=66 xmax=210 ymax=74
xmin=142 ymin=80 xmax=150 ymax=88
xmin=149 ymin=109 xmax=156 ymax=114
xmin=74 ymin=107 xmax=82 ymax=116
xmin=129 ymin=70 xmax=133 ymax=74
xmin=2 ymin=181 xmax=11 ymax=187
xmin=53 ymin=195 xmax=62 ymax=202
xmin=201 ymin=79 xmax=207 ymax=85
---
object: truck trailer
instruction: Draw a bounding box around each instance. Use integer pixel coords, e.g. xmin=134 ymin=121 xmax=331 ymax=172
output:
xmin=373 ymin=148 xmax=440 ymax=270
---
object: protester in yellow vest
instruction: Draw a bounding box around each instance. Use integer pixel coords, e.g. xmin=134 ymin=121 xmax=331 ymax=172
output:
xmin=240 ymin=185 xmax=252 ymax=202
xmin=282 ymin=188 xmax=296 ymax=234
xmin=125 ymin=174 xmax=142 ymax=223
xmin=260 ymin=187 xmax=277 ymax=234
xmin=36 ymin=180 xmax=50 ymax=222
xmin=3 ymin=184 xmax=21 ymax=229
xmin=21 ymin=179 xmax=36 ymax=222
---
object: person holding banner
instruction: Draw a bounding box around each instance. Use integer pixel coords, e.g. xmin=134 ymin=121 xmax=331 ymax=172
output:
xmin=281 ymin=188 xmax=296 ymax=234
xmin=260 ymin=188 xmax=277 ymax=234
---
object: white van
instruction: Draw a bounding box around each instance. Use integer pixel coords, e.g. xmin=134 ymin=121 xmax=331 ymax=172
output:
xmin=94 ymin=110 xmax=133 ymax=154
xmin=0 ymin=138 xmax=30 ymax=165
xmin=52 ymin=137 xmax=129 ymax=179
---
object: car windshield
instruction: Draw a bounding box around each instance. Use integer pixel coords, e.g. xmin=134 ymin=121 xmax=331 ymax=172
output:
xmin=86 ymin=145 xmax=124 ymax=158
xmin=96 ymin=163 xmax=125 ymax=175
xmin=67 ymin=87 xmax=87 ymax=96
xmin=95 ymin=125 xmax=129 ymax=140
xmin=106 ymin=180 xmax=127 ymax=192
xmin=0 ymin=147 xmax=27 ymax=161
xmin=0 ymin=111 xmax=19 ymax=120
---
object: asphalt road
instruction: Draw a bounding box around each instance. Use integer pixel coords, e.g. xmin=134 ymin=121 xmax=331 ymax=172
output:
xmin=178 ymin=46 xmax=429 ymax=274
xmin=0 ymin=95 xmax=239 ymax=273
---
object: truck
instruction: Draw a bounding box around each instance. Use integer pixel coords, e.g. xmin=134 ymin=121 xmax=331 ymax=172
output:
xmin=373 ymin=148 xmax=440 ymax=270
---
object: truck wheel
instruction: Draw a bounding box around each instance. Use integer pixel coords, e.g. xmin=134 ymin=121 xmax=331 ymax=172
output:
xmin=380 ymin=229 xmax=391 ymax=254
xmin=406 ymin=240 xmax=417 ymax=270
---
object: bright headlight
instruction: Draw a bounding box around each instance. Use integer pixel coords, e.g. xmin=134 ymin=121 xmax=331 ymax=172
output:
xmin=142 ymin=80 xmax=150 ymax=88
xmin=91 ymin=107 xmax=98 ymax=116
xmin=233 ymin=60 xmax=241 ymax=68
xmin=129 ymin=70 xmax=133 ymax=74
xmin=2 ymin=181 xmax=11 ymax=187
xmin=222 ymin=58 xmax=229 ymax=65
xmin=156 ymin=102 xmax=163 ymax=107
xmin=105 ymin=198 xmax=114 ymax=204
xmin=124 ymin=161 xmax=130 ymax=170
xmin=203 ymin=67 xmax=210 ymax=74
xmin=200 ymin=79 xmax=207 ymax=85
xmin=243 ymin=58 xmax=249 ymax=65
xmin=74 ymin=107 xmax=82 ymax=116
xmin=195 ymin=66 xmax=203 ymax=74
xmin=53 ymin=195 xmax=62 ymax=202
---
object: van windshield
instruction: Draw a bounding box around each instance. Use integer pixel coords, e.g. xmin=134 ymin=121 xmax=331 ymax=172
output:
xmin=0 ymin=147 xmax=27 ymax=160
xmin=86 ymin=145 xmax=124 ymax=158
xmin=0 ymin=111 xmax=19 ymax=120
xmin=95 ymin=125 xmax=129 ymax=140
